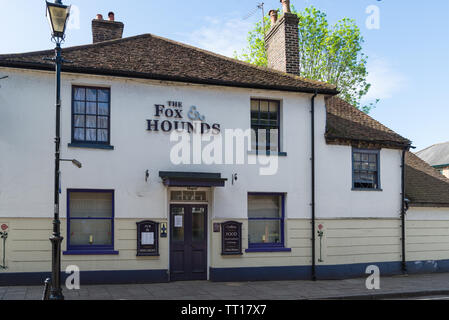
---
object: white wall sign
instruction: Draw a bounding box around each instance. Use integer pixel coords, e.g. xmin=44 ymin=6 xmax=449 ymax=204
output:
xmin=174 ymin=215 xmax=183 ymax=228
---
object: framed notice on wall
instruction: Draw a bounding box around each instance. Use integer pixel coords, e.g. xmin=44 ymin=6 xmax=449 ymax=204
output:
xmin=221 ymin=221 xmax=243 ymax=255
xmin=136 ymin=220 xmax=159 ymax=256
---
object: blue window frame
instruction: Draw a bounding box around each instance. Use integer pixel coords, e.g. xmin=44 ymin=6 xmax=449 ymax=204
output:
xmin=65 ymin=189 xmax=117 ymax=255
xmin=352 ymin=148 xmax=381 ymax=190
xmin=247 ymin=193 xmax=288 ymax=251
xmin=72 ymin=86 xmax=111 ymax=146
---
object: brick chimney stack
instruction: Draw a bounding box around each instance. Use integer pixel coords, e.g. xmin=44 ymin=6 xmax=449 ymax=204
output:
xmin=92 ymin=12 xmax=124 ymax=43
xmin=265 ymin=0 xmax=300 ymax=76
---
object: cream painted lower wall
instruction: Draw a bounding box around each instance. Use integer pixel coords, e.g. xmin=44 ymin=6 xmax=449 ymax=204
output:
xmin=405 ymin=208 xmax=449 ymax=262
xmin=210 ymin=219 xmax=312 ymax=268
xmin=315 ymin=219 xmax=402 ymax=266
xmin=0 ymin=218 xmax=168 ymax=273
xmin=211 ymin=219 xmax=402 ymax=269
xmin=2 ymin=216 xmax=449 ymax=277
xmin=406 ymin=220 xmax=449 ymax=262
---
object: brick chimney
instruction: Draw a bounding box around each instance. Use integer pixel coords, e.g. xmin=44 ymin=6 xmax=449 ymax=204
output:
xmin=265 ymin=0 xmax=300 ymax=76
xmin=92 ymin=12 xmax=124 ymax=43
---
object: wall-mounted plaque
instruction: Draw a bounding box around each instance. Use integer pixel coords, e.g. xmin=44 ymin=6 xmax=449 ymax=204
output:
xmin=221 ymin=221 xmax=243 ymax=255
xmin=136 ymin=220 xmax=159 ymax=256
xmin=160 ymin=222 xmax=168 ymax=238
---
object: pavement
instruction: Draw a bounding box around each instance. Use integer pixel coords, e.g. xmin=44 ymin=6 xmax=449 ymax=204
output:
xmin=2 ymin=272 xmax=449 ymax=300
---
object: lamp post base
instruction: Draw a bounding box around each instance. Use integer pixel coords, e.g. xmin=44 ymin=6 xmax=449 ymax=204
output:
xmin=48 ymin=234 xmax=64 ymax=300
xmin=49 ymin=288 xmax=64 ymax=300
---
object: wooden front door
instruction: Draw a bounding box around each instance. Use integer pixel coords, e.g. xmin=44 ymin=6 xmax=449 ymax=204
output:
xmin=170 ymin=204 xmax=208 ymax=281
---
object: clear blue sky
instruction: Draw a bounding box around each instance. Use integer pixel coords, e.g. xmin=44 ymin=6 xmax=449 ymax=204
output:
xmin=1 ymin=0 xmax=448 ymax=151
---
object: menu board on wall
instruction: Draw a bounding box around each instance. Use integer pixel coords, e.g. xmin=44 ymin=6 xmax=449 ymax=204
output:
xmin=221 ymin=221 xmax=243 ymax=255
xmin=136 ymin=220 xmax=159 ymax=256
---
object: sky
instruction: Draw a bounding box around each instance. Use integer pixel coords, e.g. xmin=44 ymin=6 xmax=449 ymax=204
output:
xmin=1 ymin=0 xmax=448 ymax=151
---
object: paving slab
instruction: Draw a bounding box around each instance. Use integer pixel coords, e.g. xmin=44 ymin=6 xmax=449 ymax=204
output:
xmin=4 ymin=272 xmax=449 ymax=300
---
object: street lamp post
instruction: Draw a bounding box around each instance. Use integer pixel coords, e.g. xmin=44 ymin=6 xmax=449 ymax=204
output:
xmin=44 ymin=0 xmax=71 ymax=301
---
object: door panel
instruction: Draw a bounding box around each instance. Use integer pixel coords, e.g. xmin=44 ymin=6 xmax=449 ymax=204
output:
xmin=170 ymin=204 xmax=207 ymax=281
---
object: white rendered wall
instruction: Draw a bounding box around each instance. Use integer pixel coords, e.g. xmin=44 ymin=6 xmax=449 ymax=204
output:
xmin=0 ymin=67 xmax=402 ymax=223
xmin=0 ymin=68 xmax=312 ymax=221
xmin=314 ymin=99 xmax=403 ymax=219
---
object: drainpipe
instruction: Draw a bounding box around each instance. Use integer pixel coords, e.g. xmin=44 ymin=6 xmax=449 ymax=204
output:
xmin=311 ymin=91 xmax=318 ymax=281
xmin=401 ymin=145 xmax=413 ymax=273
xmin=401 ymin=148 xmax=407 ymax=273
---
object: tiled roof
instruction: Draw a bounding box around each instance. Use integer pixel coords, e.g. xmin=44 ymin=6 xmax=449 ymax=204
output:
xmin=325 ymin=96 xmax=411 ymax=149
xmin=0 ymin=34 xmax=337 ymax=95
xmin=405 ymin=151 xmax=449 ymax=207
xmin=416 ymin=141 xmax=449 ymax=167
xmin=2 ymin=32 xmax=446 ymax=206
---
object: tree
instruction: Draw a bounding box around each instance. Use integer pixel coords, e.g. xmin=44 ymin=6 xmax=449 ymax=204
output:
xmin=236 ymin=6 xmax=377 ymax=113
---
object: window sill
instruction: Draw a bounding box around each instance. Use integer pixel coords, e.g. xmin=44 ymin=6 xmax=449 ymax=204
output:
xmin=63 ymin=250 xmax=119 ymax=255
xmin=245 ymin=247 xmax=291 ymax=253
xmin=68 ymin=143 xmax=114 ymax=150
xmin=352 ymin=188 xmax=383 ymax=192
xmin=248 ymin=151 xmax=287 ymax=157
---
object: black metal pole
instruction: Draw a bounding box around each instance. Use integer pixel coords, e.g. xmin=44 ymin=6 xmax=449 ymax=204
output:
xmin=311 ymin=91 xmax=317 ymax=281
xmin=49 ymin=42 xmax=64 ymax=300
xmin=401 ymin=148 xmax=408 ymax=274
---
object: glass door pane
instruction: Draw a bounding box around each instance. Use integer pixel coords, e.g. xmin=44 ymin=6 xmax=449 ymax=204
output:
xmin=172 ymin=207 xmax=185 ymax=242
xmin=191 ymin=207 xmax=205 ymax=241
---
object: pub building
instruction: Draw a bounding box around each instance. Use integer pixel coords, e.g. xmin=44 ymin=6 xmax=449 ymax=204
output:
xmin=1 ymin=3 xmax=449 ymax=286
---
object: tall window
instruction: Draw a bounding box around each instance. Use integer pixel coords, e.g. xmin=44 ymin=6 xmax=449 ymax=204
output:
xmin=248 ymin=193 xmax=285 ymax=248
xmin=67 ymin=190 xmax=114 ymax=252
xmin=352 ymin=149 xmax=380 ymax=190
xmin=251 ymin=99 xmax=280 ymax=153
xmin=72 ymin=86 xmax=110 ymax=144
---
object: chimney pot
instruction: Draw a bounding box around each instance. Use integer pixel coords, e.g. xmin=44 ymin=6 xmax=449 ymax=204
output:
xmin=280 ymin=0 xmax=291 ymax=13
xmin=269 ymin=10 xmax=278 ymax=27
xmin=96 ymin=14 xmax=103 ymax=20
xmin=108 ymin=11 xmax=115 ymax=21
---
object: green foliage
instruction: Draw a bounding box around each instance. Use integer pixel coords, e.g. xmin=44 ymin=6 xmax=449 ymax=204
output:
xmin=235 ymin=5 xmax=377 ymax=113
xmin=234 ymin=15 xmax=270 ymax=67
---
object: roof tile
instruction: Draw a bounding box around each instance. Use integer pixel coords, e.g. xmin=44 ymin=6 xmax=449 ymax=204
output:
xmin=405 ymin=152 xmax=449 ymax=207
xmin=0 ymin=34 xmax=337 ymax=94
xmin=325 ymin=96 xmax=411 ymax=149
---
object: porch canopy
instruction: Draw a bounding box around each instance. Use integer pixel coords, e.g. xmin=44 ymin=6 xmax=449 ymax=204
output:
xmin=159 ymin=171 xmax=227 ymax=187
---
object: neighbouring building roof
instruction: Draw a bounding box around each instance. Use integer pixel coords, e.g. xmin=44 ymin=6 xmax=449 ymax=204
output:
xmin=0 ymin=33 xmax=337 ymax=95
xmin=325 ymin=96 xmax=411 ymax=149
xmin=416 ymin=141 xmax=449 ymax=167
xmin=405 ymin=151 xmax=449 ymax=207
